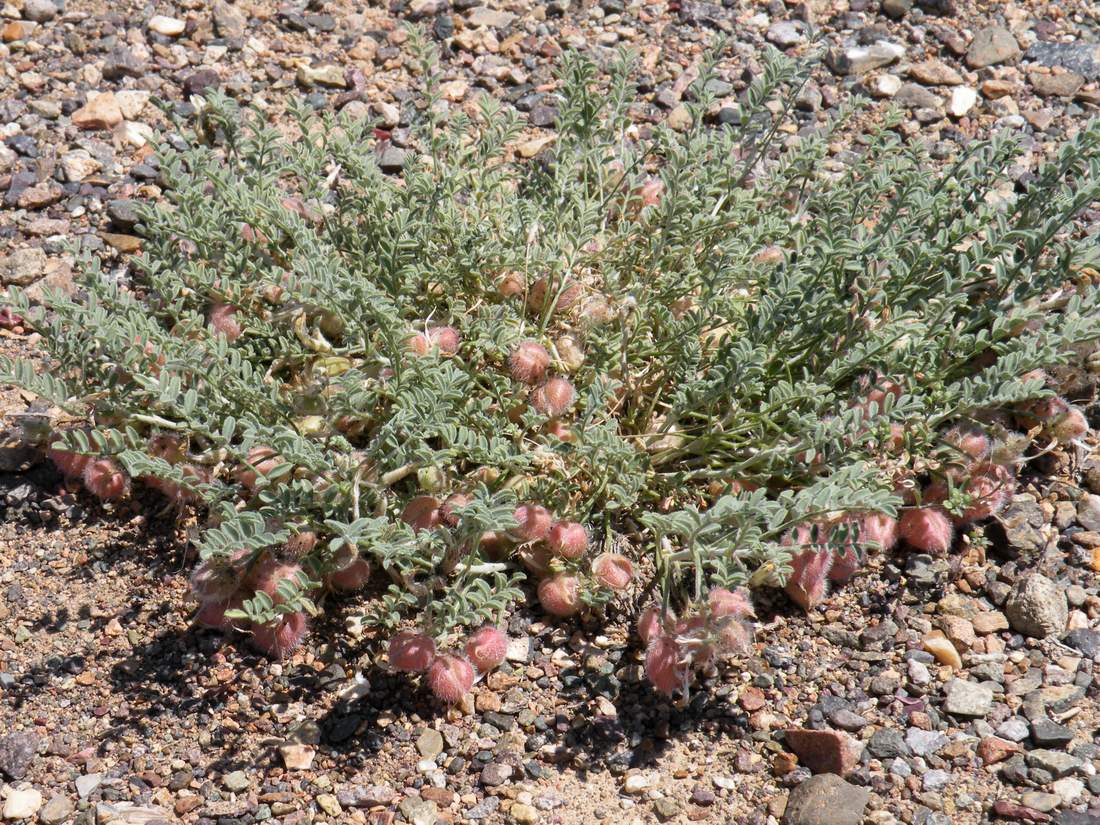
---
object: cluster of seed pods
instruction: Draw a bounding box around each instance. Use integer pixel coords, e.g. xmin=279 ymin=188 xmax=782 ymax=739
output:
xmin=781 ymin=370 xmax=1094 ymax=612
xmin=387 ymin=626 xmax=510 ymax=704
xmin=638 ymin=587 xmax=755 ymax=696
xmin=190 ymin=551 xmax=311 ymax=659
xmin=189 ymin=530 xmax=372 ymax=659
xmin=47 ymin=432 xmax=215 ymax=507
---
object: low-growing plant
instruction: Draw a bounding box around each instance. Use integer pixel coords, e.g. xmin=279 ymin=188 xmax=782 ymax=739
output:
xmin=4 ymin=34 xmax=1100 ymax=699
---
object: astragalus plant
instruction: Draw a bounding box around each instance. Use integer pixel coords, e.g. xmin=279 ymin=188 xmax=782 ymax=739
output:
xmin=5 ymin=37 xmax=1100 ymax=699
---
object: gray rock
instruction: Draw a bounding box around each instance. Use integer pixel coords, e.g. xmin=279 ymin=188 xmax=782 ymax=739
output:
xmin=398 ymin=798 xmax=438 ymax=825
xmin=222 ymin=770 xmax=249 ymax=792
xmin=106 ymin=200 xmax=140 ymax=232
xmin=23 ymin=0 xmax=58 ymax=22
xmin=1031 ymin=718 xmax=1074 ymax=748
xmin=1054 ymin=813 xmax=1100 ymax=825
xmin=416 ymin=729 xmax=444 ymax=759
xmin=466 ymin=796 xmax=500 ymax=819
xmin=1026 ymin=750 xmax=1082 ymax=778
xmin=868 ymin=728 xmax=909 ymax=759
xmin=782 ymin=774 xmax=870 ymax=825
xmin=1078 ymin=495 xmax=1100 ymax=532
xmin=335 ymin=785 xmax=395 ymax=808
xmin=766 ymin=21 xmax=804 ymax=48
xmin=922 ymin=769 xmax=951 ymax=791
xmin=826 ymin=42 xmax=905 ymax=76
xmin=996 ymin=718 xmax=1030 ymax=742
xmin=480 ymin=762 xmax=512 ymax=786
xmin=894 ymin=83 xmax=941 ymax=110
xmin=466 ymin=6 xmax=515 ymax=27
xmin=102 ymin=47 xmax=146 ymax=80
xmin=0 ymin=732 xmax=39 ymax=780
xmin=1001 ymin=495 xmax=1048 ymax=554
xmin=1026 ymin=42 xmax=1100 ymax=81
xmin=881 ymin=0 xmax=912 ymax=19
xmin=39 ymin=795 xmax=74 ymax=825
xmin=1063 ymin=628 xmax=1100 ymax=658
xmin=1004 ymin=574 xmax=1067 ymax=638
xmin=905 ymin=728 xmax=948 ymax=756
xmin=1021 ymin=792 xmax=1061 ymax=813
xmin=1 ymin=248 xmax=48 ymax=286
xmin=378 ymin=145 xmax=407 ymax=172
xmin=828 ymin=710 xmax=869 ymax=732
xmin=943 ymin=679 xmax=994 ymax=717
xmin=212 ymin=0 xmax=247 ymax=38
xmin=76 ymin=773 xmax=102 ymax=799
xmin=966 ymin=27 xmax=1021 ymax=69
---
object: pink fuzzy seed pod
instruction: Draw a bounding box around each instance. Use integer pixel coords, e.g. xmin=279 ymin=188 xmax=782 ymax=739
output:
xmin=592 ymin=553 xmax=634 ymax=591
xmin=195 ymin=599 xmax=231 ymax=629
xmin=531 ymin=377 xmax=576 ymax=417
xmin=943 ymin=424 xmax=991 ymax=462
xmin=866 ymin=378 xmax=903 ymax=407
xmin=509 ymin=340 xmax=551 ymax=385
xmin=388 ymin=631 xmax=437 ymax=672
xmin=828 ymin=545 xmax=861 ymax=585
xmin=440 ymin=493 xmax=472 ymax=528
xmin=784 ymin=548 xmax=832 ymax=611
xmin=537 ymin=573 xmax=582 ymax=618
xmin=190 ymin=560 xmax=240 ymax=603
xmin=249 ymin=560 xmax=304 ymax=605
xmin=527 ymin=276 xmax=582 ymax=315
xmin=237 ymin=446 xmax=282 ymax=491
xmin=544 ymin=419 xmax=576 ymax=443
xmin=328 ymin=558 xmax=371 ymax=592
xmin=715 ymin=618 xmax=753 ymax=656
xmin=509 ymin=503 xmax=553 ymax=543
xmin=427 ymin=326 xmax=461 ymax=357
xmin=427 ymin=653 xmax=476 ymax=704
xmin=637 ymin=604 xmax=672 ymax=645
xmin=955 ymin=462 xmax=1015 ymax=523
xmin=48 ymin=448 xmax=92 ymax=481
xmin=898 ymin=506 xmax=954 ymax=554
xmin=465 ymin=626 xmax=509 ymax=673
xmin=645 ymin=635 xmax=685 ymax=696
xmin=147 ymin=433 xmax=185 ymax=464
xmin=1047 ymin=406 xmax=1089 ymax=444
xmin=407 ymin=333 xmax=431 ymax=356
xmin=402 ymin=495 xmax=443 ymax=532
xmin=496 ymin=271 xmax=526 ymax=298
xmin=546 ymin=521 xmax=588 ymax=559
xmin=285 ymin=530 xmax=319 ymax=558
xmin=637 ymin=178 xmax=664 ymax=208
xmin=860 ymin=513 xmax=899 ymax=552
xmin=708 ymin=587 xmax=755 ymax=620
xmin=82 ymin=458 xmax=131 ymax=501
xmin=208 ymin=303 xmax=242 ymax=342
xmin=249 ymin=611 xmax=308 ymax=659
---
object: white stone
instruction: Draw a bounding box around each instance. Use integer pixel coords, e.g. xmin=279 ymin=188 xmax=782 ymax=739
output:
xmin=1052 ymin=777 xmax=1084 ymax=804
xmin=3 ymin=787 xmax=43 ymax=820
xmin=871 ymin=74 xmax=902 ymax=98
xmin=59 ymin=150 xmax=101 ymax=184
xmin=115 ymin=121 xmax=154 ymax=148
xmin=949 ymin=86 xmax=978 ymax=118
xmin=114 ymin=90 xmax=150 ymax=120
xmin=148 ymin=15 xmax=185 ymax=36
xmin=622 ymin=774 xmax=652 ymax=794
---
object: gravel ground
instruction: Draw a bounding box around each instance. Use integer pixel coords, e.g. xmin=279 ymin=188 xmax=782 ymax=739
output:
xmin=2 ymin=0 xmax=1100 ymax=823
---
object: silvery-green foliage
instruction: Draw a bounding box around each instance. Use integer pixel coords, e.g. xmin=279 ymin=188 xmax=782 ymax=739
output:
xmin=3 ymin=33 xmax=1099 ymax=632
